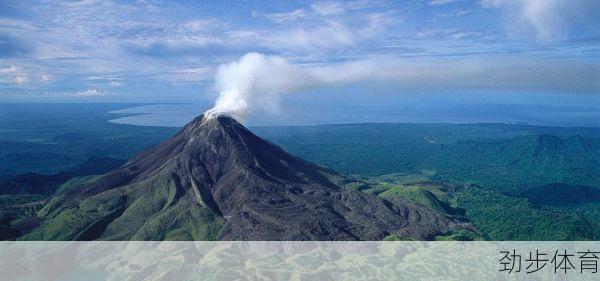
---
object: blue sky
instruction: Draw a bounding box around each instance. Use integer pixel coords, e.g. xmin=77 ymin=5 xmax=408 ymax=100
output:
xmin=0 ymin=0 xmax=599 ymax=103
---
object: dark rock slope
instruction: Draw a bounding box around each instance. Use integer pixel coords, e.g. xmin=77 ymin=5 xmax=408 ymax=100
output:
xmin=24 ymin=115 xmax=459 ymax=240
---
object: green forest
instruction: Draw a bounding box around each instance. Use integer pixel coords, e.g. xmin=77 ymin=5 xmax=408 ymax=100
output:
xmin=2 ymin=104 xmax=599 ymax=240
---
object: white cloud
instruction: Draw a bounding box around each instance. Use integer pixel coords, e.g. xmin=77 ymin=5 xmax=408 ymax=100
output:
xmin=40 ymin=74 xmax=53 ymax=82
xmin=76 ymin=88 xmax=107 ymax=96
xmin=226 ymin=25 xmax=352 ymax=53
xmin=258 ymin=9 xmax=308 ymax=23
xmin=41 ymin=88 xmax=108 ymax=97
xmin=0 ymin=66 xmax=29 ymax=85
xmin=272 ymin=21 xmax=357 ymax=50
xmin=166 ymin=67 xmax=213 ymax=84
xmin=86 ymin=75 xmax=124 ymax=86
xmin=481 ymin=0 xmax=599 ymax=41
xmin=183 ymin=19 xmax=220 ymax=32
xmin=437 ymin=8 xmax=472 ymax=18
xmin=59 ymin=0 xmax=103 ymax=8
xmin=0 ymin=66 xmax=21 ymax=75
xmin=13 ymin=75 xmax=29 ymax=85
xmin=0 ymin=66 xmax=57 ymax=85
xmin=311 ymin=1 xmax=345 ymax=16
xmin=429 ymin=0 xmax=460 ymax=6
xmin=241 ymin=2 xmax=395 ymax=53
xmin=1 ymin=0 xmax=398 ymax=95
xmin=308 ymin=0 xmax=379 ymax=15
xmin=228 ymin=11 xmax=396 ymax=53
xmin=0 ymin=18 xmax=41 ymax=32
xmin=416 ymin=28 xmax=484 ymax=40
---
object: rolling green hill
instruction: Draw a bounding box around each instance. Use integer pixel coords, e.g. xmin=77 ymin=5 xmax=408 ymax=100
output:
xmin=379 ymin=186 xmax=448 ymax=214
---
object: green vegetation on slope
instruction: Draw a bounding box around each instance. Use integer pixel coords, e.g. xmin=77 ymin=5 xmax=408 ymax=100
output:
xmin=22 ymin=174 xmax=224 ymax=241
xmin=255 ymin=124 xmax=600 ymax=193
xmin=364 ymin=172 xmax=600 ymax=241
xmin=454 ymin=187 xmax=597 ymax=240
xmin=379 ymin=186 xmax=448 ymax=214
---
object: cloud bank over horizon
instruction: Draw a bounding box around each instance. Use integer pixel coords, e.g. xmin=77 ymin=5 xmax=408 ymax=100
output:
xmin=0 ymin=0 xmax=598 ymax=104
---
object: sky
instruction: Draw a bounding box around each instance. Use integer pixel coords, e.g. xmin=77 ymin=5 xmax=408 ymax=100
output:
xmin=0 ymin=0 xmax=599 ymax=105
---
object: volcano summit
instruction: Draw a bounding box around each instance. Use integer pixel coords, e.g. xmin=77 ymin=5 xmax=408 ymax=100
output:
xmin=23 ymin=115 xmax=460 ymax=240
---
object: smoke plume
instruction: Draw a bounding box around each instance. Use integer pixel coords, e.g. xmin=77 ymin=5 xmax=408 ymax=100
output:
xmin=205 ymin=53 xmax=316 ymax=120
xmin=205 ymin=52 xmax=598 ymax=121
xmin=205 ymin=52 xmax=388 ymax=120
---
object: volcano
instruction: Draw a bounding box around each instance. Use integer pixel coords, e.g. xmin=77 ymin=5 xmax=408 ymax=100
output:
xmin=23 ymin=115 xmax=459 ymax=240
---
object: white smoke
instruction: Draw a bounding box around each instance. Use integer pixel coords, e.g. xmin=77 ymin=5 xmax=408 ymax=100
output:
xmin=205 ymin=53 xmax=316 ymax=120
xmin=205 ymin=52 xmax=381 ymax=120
xmin=205 ymin=52 xmax=599 ymax=121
